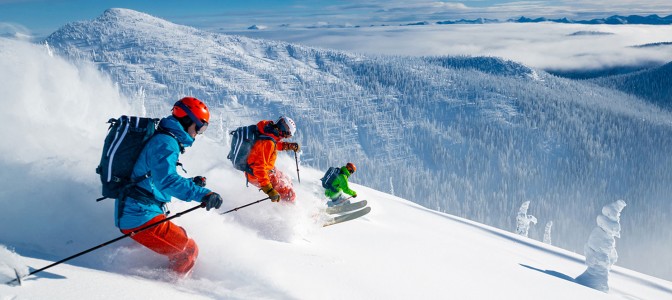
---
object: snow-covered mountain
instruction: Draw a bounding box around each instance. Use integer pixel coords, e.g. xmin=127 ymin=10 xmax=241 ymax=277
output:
xmin=591 ymin=61 xmax=672 ymax=108
xmin=406 ymin=14 xmax=672 ymax=26
xmin=512 ymin=14 xmax=672 ymax=25
xmin=39 ymin=8 xmax=672 ymax=281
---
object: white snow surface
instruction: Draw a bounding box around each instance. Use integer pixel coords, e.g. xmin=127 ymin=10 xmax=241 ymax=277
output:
xmin=2 ymin=181 xmax=672 ymax=299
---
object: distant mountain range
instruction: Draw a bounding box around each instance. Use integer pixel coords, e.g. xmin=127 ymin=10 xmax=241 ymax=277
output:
xmin=245 ymin=14 xmax=672 ymax=29
xmin=513 ymin=14 xmax=672 ymax=25
xmin=402 ymin=14 xmax=672 ymax=26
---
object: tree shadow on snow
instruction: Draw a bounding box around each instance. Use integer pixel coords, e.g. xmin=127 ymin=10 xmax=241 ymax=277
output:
xmin=405 ymin=204 xmax=672 ymax=295
xmin=402 ymin=203 xmax=585 ymax=263
xmin=519 ymin=264 xmax=575 ymax=283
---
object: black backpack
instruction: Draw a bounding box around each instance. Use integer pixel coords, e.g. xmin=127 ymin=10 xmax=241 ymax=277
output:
xmin=227 ymin=125 xmax=275 ymax=174
xmin=320 ymin=167 xmax=341 ymax=190
xmin=95 ymin=116 xmax=159 ymax=201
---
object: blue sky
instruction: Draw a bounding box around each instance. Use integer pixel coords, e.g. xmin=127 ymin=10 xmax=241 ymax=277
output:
xmin=1 ymin=0 xmax=671 ymax=37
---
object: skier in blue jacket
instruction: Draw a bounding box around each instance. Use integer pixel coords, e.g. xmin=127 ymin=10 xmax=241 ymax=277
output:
xmin=115 ymin=97 xmax=223 ymax=276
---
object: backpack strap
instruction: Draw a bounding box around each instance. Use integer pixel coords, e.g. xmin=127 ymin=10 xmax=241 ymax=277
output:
xmin=156 ymin=126 xmax=185 ymax=154
xmin=155 ymin=126 xmax=188 ymax=172
xmin=96 ymin=171 xmax=151 ymax=202
xmin=116 ymin=184 xmax=167 ymax=224
xmin=101 ymin=124 xmax=177 ymax=202
xmin=332 ymin=168 xmax=343 ymax=190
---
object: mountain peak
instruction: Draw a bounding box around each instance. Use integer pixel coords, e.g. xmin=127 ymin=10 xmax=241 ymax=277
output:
xmin=96 ymin=8 xmax=174 ymax=28
xmin=46 ymin=8 xmax=202 ymax=51
xmin=100 ymin=8 xmax=154 ymax=21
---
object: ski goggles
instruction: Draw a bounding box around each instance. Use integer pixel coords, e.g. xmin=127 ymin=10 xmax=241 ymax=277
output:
xmin=277 ymin=120 xmax=293 ymax=138
xmin=175 ymin=101 xmax=208 ymax=135
xmin=196 ymin=122 xmax=208 ymax=135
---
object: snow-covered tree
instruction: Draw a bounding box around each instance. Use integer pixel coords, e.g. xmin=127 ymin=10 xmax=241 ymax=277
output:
xmin=575 ymin=199 xmax=627 ymax=292
xmin=515 ymin=201 xmax=537 ymax=237
xmin=43 ymin=41 xmax=54 ymax=57
xmin=543 ymin=221 xmax=553 ymax=245
xmin=132 ymin=86 xmax=146 ymax=116
xmin=389 ymin=177 xmax=395 ymax=196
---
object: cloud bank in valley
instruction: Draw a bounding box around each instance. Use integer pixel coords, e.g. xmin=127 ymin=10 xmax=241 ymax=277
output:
xmin=230 ymin=22 xmax=672 ymax=71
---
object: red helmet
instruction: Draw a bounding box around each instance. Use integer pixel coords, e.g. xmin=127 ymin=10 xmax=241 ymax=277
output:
xmin=172 ymin=97 xmax=210 ymax=133
xmin=345 ymin=162 xmax=356 ymax=174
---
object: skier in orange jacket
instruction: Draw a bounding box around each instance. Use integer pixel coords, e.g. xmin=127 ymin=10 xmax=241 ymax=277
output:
xmin=245 ymin=116 xmax=299 ymax=202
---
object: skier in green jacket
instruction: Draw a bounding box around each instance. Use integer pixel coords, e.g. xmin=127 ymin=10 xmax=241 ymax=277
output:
xmin=325 ymin=162 xmax=358 ymax=207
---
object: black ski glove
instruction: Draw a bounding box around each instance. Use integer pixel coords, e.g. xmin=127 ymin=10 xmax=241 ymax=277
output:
xmin=192 ymin=176 xmax=207 ymax=187
xmin=201 ymin=192 xmax=223 ymax=211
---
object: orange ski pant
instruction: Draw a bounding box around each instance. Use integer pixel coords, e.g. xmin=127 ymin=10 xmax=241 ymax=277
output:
xmin=121 ymin=214 xmax=198 ymax=274
xmin=247 ymin=169 xmax=296 ymax=202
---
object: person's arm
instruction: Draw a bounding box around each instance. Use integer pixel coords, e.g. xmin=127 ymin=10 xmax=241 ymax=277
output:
xmin=248 ymin=139 xmax=276 ymax=187
xmin=335 ymin=174 xmax=357 ymax=197
xmin=150 ymin=136 xmax=211 ymax=201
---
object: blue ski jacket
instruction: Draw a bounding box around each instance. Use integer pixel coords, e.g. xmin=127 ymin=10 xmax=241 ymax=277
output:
xmin=115 ymin=116 xmax=211 ymax=229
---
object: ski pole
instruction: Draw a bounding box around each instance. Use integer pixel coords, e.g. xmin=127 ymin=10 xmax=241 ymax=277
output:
xmin=5 ymin=203 xmax=205 ymax=286
xmin=220 ymin=197 xmax=270 ymax=215
xmin=294 ymin=150 xmax=301 ymax=183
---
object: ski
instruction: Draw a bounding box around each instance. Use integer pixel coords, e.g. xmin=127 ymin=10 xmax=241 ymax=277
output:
xmin=14 ymin=269 xmax=22 ymax=286
xmin=5 ymin=268 xmax=23 ymax=286
xmin=325 ymin=200 xmax=367 ymax=215
xmin=323 ymin=206 xmax=371 ymax=227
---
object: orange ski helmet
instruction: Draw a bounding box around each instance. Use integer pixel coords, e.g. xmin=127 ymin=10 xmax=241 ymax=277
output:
xmin=172 ymin=97 xmax=210 ymax=133
xmin=345 ymin=162 xmax=356 ymax=174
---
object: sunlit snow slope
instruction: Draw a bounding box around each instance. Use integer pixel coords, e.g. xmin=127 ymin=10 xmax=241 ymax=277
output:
xmin=2 ymin=182 xmax=672 ymax=299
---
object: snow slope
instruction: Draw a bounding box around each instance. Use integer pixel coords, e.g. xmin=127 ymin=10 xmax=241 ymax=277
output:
xmin=2 ymin=182 xmax=672 ymax=299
